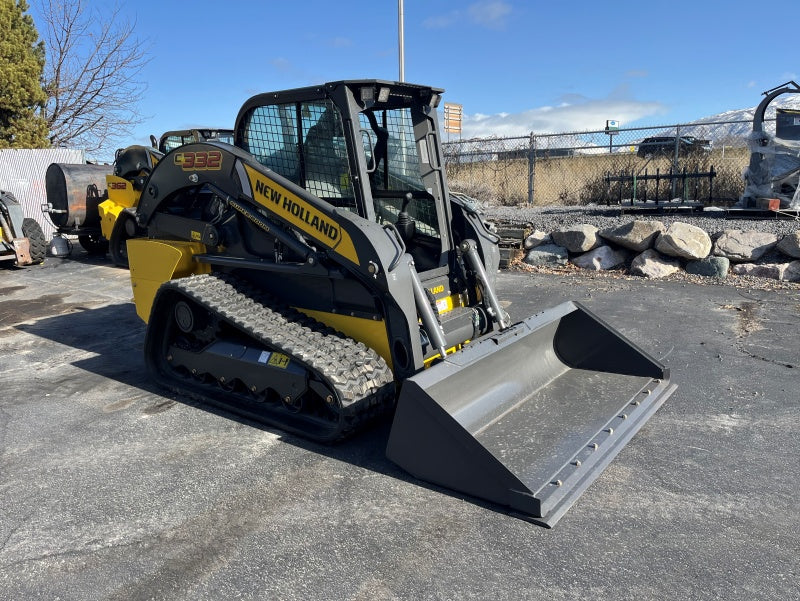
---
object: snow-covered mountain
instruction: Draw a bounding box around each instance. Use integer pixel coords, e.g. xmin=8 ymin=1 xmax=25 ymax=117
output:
xmin=682 ymin=92 xmax=800 ymax=143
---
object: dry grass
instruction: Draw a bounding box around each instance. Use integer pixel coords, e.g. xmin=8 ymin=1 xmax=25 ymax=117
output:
xmin=447 ymin=146 xmax=751 ymax=206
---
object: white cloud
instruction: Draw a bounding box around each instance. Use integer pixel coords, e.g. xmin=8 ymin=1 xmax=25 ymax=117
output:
xmin=270 ymin=58 xmax=292 ymax=72
xmin=422 ymin=12 xmax=460 ymax=29
xmin=468 ymin=1 xmax=512 ymax=29
xmin=329 ymin=37 xmax=353 ymax=48
xmin=459 ymin=96 xmax=667 ymax=138
xmin=423 ymin=1 xmax=512 ymax=30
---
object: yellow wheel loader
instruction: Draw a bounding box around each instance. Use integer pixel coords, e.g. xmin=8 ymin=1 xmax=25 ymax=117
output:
xmin=97 ymin=145 xmax=164 ymax=267
xmin=44 ymin=130 xmax=232 ymax=267
xmin=99 ymin=130 xmax=234 ymax=266
xmin=120 ymin=80 xmax=675 ymax=526
xmin=44 ymin=155 xmax=158 ymax=264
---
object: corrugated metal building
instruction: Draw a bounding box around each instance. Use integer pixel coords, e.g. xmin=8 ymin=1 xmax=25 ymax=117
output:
xmin=0 ymin=148 xmax=86 ymax=239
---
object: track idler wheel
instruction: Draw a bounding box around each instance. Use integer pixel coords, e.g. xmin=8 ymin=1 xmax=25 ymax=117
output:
xmin=174 ymin=300 xmax=195 ymax=333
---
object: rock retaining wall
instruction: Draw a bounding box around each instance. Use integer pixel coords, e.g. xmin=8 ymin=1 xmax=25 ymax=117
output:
xmin=520 ymin=220 xmax=800 ymax=283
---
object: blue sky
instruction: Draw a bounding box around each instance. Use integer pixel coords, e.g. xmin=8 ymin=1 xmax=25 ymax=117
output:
xmin=28 ymin=0 xmax=800 ymax=155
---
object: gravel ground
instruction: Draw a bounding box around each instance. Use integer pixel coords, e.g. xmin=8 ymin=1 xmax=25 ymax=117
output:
xmin=482 ymin=204 xmax=800 ymax=238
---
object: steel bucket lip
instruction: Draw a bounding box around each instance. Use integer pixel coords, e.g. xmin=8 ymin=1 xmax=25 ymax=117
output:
xmin=391 ymin=372 xmax=676 ymax=525
xmin=530 ymin=377 xmax=676 ymax=521
xmin=386 ymin=300 xmax=676 ymax=527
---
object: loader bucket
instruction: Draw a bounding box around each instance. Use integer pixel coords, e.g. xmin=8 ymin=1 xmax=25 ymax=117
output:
xmin=386 ymin=301 xmax=676 ymax=527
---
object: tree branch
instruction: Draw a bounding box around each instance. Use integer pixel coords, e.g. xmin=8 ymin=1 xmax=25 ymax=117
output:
xmin=37 ymin=0 xmax=151 ymax=154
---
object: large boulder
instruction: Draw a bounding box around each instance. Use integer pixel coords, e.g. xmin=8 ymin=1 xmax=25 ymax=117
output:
xmin=599 ymin=220 xmax=664 ymax=252
xmin=523 ymin=230 xmax=551 ymax=250
xmin=783 ymin=260 xmax=800 ymax=282
xmin=654 ymin=222 xmax=712 ymax=260
xmin=686 ymin=256 xmax=730 ymax=278
xmin=630 ymin=249 xmax=681 ymax=278
xmin=551 ymin=224 xmax=601 ymax=253
xmin=713 ymin=230 xmax=778 ymax=262
xmin=731 ymin=263 xmax=786 ymax=281
xmin=571 ymin=245 xmax=628 ymax=271
xmin=523 ymin=243 xmax=569 ymax=266
xmin=776 ymin=232 xmax=800 ymax=259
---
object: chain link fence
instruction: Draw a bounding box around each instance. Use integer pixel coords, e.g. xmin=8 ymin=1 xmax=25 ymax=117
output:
xmin=443 ymin=119 xmax=774 ymax=206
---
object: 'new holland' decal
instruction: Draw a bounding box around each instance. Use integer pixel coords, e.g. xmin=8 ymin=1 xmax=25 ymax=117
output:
xmin=243 ymin=164 xmax=359 ymax=265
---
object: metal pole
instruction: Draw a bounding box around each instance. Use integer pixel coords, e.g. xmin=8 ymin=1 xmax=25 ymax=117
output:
xmin=398 ymin=0 xmax=405 ymax=82
xmin=671 ymin=125 xmax=680 ymax=199
xmin=527 ymin=133 xmax=535 ymax=205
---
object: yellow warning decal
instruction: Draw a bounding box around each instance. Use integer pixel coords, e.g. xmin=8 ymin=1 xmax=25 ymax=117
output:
xmin=267 ymin=352 xmax=290 ymax=369
xmin=243 ymin=163 xmax=359 ymax=265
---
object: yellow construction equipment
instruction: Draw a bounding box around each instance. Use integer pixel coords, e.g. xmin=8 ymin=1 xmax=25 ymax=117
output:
xmin=116 ymin=80 xmax=675 ymax=526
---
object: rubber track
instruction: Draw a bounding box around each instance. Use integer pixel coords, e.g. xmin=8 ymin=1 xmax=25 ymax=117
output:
xmin=160 ymin=273 xmax=397 ymax=439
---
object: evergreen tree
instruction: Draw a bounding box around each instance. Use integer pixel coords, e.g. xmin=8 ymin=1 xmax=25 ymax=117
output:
xmin=0 ymin=0 xmax=49 ymax=148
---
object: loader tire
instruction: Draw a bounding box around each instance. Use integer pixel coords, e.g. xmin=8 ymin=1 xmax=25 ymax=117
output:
xmin=78 ymin=234 xmax=109 ymax=255
xmin=21 ymin=218 xmax=46 ymax=264
xmin=109 ymin=214 xmax=133 ymax=268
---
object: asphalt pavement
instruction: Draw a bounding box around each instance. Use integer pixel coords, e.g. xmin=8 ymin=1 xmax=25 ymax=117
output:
xmin=1 ymin=254 xmax=798 ymax=600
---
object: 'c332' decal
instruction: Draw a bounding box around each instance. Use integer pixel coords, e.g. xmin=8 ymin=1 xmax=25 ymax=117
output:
xmin=243 ymin=163 xmax=359 ymax=265
xmin=174 ymin=150 xmax=222 ymax=171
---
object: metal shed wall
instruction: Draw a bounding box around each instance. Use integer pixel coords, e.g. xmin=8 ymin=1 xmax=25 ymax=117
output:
xmin=0 ymin=149 xmax=86 ymax=239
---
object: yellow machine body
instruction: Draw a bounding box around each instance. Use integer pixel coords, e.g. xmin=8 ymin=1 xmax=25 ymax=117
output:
xmin=98 ymin=175 xmax=141 ymax=241
xmin=127 ymin=238 xmax=210 ymax=322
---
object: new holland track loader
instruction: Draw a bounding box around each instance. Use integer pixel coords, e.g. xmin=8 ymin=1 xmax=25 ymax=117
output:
xmin=119 ymin=80 xmax=675 ymax=526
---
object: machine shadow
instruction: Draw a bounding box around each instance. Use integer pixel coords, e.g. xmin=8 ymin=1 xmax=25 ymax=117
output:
xmin=15 ymin=303 xmax=511 ymax=520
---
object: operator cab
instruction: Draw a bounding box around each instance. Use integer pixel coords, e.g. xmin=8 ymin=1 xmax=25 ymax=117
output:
xmin=155 ymin=129 xmax=235 ymax=154
xmin=235 ymin=80 xmax=450 ymax=272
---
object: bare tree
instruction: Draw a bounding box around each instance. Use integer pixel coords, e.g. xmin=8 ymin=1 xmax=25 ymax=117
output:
xmin=36 ymin=0 xmax=150 ymax=153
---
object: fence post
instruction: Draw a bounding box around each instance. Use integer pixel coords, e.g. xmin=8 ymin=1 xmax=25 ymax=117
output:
xmin=528 ymin=133 xmax=535 ymax=205
xmin=671 ymin=125 xmax=680 ymax=199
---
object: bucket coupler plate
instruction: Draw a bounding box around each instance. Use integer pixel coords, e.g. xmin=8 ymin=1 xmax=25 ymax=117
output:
xmin=386 ymin=301 xmax=676 ymax=527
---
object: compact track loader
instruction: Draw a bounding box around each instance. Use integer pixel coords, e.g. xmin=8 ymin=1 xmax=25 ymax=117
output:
xmin=121 ymin=80 xmax=675 ymax=526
